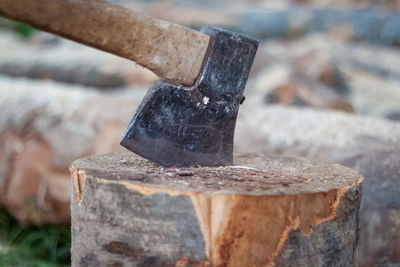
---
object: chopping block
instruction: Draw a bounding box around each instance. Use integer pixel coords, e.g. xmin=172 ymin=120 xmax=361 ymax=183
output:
xmin=70 ymin=152 xmax=362 ymax=267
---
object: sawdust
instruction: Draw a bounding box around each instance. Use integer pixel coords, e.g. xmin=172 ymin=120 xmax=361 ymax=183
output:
xmin=72 ymin=152 xmax=362 ymax=195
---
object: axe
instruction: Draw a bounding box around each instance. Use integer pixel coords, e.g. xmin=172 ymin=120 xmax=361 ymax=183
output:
xmin=0 ymin=0 xmax=258 ymax=167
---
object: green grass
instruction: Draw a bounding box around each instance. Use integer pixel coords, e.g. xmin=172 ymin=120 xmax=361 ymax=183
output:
xmin=0 ymin=17 xmax=35 ymax=38
xmin=0 ymin=211 xmax=70 ymax=267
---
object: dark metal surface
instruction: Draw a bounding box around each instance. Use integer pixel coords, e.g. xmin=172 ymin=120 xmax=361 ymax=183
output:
xmin=120 ymin=25 xmax=258 ymax=167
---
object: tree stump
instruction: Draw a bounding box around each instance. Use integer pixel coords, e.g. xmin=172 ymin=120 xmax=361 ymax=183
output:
xmin=70 ymin=152 xmax=362 ymax=267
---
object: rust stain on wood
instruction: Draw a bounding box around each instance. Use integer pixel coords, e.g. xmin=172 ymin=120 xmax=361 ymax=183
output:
xmin=70 ymin=167 xmax=87 ymax=204
xmin=175 ymin=256 xmax=211 ymax=267
xmin=211 ymin=188 xmax=351 ymax=266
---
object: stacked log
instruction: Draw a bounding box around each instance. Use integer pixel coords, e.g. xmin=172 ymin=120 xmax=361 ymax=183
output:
xmin=0 ymin=32 xmax=157 ymax=88
xmin=0 ymin=76 xmax=142 ymax=223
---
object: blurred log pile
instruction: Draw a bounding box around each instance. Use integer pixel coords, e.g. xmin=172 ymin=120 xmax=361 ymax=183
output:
xmin=0 ymin=0 xmax=399 ymax=266
xmin=0 ymin=31 xmax=158 ymax=88
xmin=251 ymin=34 xmax=400 ymax=119
xmin=0 ymin=76 xmax=142 ymax=223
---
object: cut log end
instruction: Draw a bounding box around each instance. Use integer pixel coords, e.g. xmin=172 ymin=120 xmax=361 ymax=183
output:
xmin=70 ymin=152 xmax=362 ymax=267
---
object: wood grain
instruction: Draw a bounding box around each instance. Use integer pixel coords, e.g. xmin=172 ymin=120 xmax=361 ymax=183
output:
xmin=0 ymin=0 xmax=210 ymax=86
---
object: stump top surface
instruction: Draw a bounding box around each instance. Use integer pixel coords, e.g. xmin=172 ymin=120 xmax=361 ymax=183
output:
xmin=71 ymin=152 xmax=362 ymax=195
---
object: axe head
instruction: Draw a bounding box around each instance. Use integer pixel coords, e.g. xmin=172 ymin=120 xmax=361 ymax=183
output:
xmin=120 ymin=25 xmax=258 ymax=167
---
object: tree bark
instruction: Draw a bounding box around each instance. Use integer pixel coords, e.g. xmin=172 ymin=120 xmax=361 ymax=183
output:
xmin=70 ymin=152 xmax=362 ymax=267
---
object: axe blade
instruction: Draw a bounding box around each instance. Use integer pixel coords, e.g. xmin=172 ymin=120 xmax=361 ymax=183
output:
xmin=120 ymin=25 xmax=258 ymax=167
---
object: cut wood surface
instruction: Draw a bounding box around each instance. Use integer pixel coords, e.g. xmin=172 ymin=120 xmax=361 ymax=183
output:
xmin=0 ymin=0 xmax=210 ymax=86
xmin=70 ymin=152 xmax=362 ymax=267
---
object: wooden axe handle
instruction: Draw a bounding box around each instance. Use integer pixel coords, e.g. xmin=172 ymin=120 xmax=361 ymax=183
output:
xmin=0 ymin=0 xmax=210 ymax=86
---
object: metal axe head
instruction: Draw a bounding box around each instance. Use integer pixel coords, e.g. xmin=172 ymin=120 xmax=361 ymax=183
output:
xmin=120 ymin=25 xmax=258 ymax=167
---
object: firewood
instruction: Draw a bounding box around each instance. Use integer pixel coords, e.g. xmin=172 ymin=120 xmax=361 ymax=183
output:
xmin=70 ymin=152 xmax=362 ymax=266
